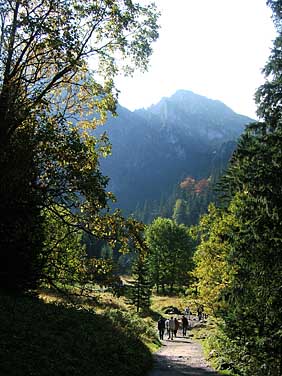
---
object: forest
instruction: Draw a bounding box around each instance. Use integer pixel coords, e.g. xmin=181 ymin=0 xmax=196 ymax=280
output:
xmin=0 ymin=1 xmax=281 ymax=376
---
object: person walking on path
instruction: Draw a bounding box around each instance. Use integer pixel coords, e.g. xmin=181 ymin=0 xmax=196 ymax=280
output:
xmin=184 ymin=306 xmax=190 ymax=320
xmin=197 ymin=305 xmax=204 ymax=321
xmin=165 ymin=318 xmax=170 ymax=338
xmin=174 ymin=317 xmax=179 ymax=337
xmin=181 ymin=315 xmax=189 ymax=337
xmin=168 ymin=316 xmax=176 ymax=340
xmin=157 ymin=317 xmax=166 ymax=340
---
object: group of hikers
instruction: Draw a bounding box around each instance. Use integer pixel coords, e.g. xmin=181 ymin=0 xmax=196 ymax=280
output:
xmin=157 ymin=314 xmax=189 ymax=340
xmin=157 ymin=305 xmax=205 ymax=340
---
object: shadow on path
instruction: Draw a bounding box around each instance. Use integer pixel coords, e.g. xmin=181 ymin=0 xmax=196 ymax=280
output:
xmin=149 ymin=354 xmax=219 ymax=375
xmin=147 ymin=335 xmax=220 ymax=376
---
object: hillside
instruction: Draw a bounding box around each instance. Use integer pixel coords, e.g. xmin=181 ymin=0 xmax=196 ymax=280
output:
xmin=96 ymin=90 xmax=253 ymax=216
xmin=0 ymin=291 xmax=159 ymax=376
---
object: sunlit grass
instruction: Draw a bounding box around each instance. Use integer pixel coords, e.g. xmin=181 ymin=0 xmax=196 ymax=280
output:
xmin=150 ymin=292 xmax=199 ymax=317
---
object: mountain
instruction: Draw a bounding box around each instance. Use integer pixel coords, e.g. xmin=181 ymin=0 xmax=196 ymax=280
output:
xmin=95 ymin=90 xmax=253 ymax=215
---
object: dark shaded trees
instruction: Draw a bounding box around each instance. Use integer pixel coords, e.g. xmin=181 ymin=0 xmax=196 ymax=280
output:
xmin=0 ymin=125 xmax=45 ymax=291
xmin=0 ymin=0 xmax=159 ymax=292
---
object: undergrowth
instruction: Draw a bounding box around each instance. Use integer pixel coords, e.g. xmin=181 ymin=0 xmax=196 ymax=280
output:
xmin=192 ymin=317 xmax=241 ymax=376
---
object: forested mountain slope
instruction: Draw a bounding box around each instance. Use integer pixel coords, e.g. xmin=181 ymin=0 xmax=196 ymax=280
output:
xmin=96 ymin=90 xmax=252 ymax=216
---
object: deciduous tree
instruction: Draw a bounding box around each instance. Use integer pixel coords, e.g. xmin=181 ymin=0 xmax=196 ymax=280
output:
xmin=145 ymin=218 xmax=193 ymax=294
xmin=0 ymin=0 xmax=159 ymax=292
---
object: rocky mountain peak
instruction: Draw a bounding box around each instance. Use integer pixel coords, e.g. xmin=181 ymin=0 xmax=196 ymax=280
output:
xmin=96 ymin=90 xmax=253 ymax=214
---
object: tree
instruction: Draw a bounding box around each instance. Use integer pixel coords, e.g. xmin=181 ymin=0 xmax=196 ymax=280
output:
xmin=206 ymin=2 xmax=282 ymax=372
xmin=172 ymin=198 xmax=189 ymax=225
xmin=0 ymin=0 xmax=159 ymax=292
xmin=0 ymin=0 xmax=160 ymax=145
xmin=0 ymin=125 xmax=45 ymax=291
xmin=145 ymin=217 xmax=193 ymax=294
xmin=127 ymin=253 xmax=152 ymax=313
xmin=192 ymin=203 xmax=236 ymax=317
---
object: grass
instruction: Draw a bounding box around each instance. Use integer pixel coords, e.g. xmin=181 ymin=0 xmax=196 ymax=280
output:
xmin=150 ymin=291 xmax=199 ymax=317
xmin=151 ymin=294 xmax=184 ymax=314
xmin=0 ymin=289 xmax=159 ymax=376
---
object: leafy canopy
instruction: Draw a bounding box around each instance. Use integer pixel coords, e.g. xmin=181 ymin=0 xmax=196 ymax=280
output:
xmin=0 ymin=0 xmax=160 ymax=292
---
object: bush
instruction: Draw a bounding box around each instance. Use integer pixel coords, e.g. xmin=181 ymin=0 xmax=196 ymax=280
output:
xmin=202 ymin=325 xmax=243 ymax=376
xmin=104 ymin=308 xmax=160 ymax=347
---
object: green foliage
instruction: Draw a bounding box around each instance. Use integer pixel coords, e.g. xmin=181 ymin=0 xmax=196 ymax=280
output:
xmin=192 ymin=203 xmax=237 ymax=317
xmin=83 ymin=256 xmax=120 ymax=289
xmin=202 ymin=324 xmax=242 ymax=375
xmin=172 ymin=198 xmax=189 ymax=224
xmin=41 ymin=207 xmax=86 ymax=288
xmin=134 ymin=166 xmax=232 ymax=227
xmin=218 ymin=193 xmax=282 ymax=375
xmin=194 ymin=2 xmax=282 ymax=373
xmin=145 ymin=217 xmax=194 ymax=293
xmin=127 ymin=254 xmax=152 ymax=312
xmin=196 ymin=148 xmax=282 ymax=374
xmin=41 ymin=210 xmax=125 ymax=294
xmin=175 ymin=176 xmax=215 ymax=225
xmin=104 ymin=308 xmax=159 ymax=347
xmin=0 ymin=293 xmax=153 ymax=376
xmin=0 ymin=0 xmax=160 ymax=141
xmin=0 ymin=0 xmax=159 ymax=293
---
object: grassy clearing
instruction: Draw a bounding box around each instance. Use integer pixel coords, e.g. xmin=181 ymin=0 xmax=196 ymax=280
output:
xmin=150 ymin=292 xmax=199 ymax=317
xmin=0 ymin=289 xmax=160 ymax=376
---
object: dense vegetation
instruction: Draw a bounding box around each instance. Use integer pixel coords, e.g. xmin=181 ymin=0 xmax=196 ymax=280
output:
xmin=0 ymin=0 xmax=159 ymax=293
xmin=145 ymin=218 xmax=194 ymax=294
xmin=132 ymin=140 xmax=238 ymax=226
xmin=192 ymin=1 xmax=282 ymax=374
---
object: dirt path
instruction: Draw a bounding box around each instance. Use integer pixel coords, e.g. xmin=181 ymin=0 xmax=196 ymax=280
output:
xmin=147 ymin=331 xmax=220 ymax=376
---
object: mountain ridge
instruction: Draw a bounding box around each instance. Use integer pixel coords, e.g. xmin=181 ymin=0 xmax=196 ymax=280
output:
xmin=95 ymin=90 xmax=253 ymax=215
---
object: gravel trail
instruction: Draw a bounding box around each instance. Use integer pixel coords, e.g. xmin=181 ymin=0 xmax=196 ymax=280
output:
xmin=147 ymin=331 xmax=220 ymax=376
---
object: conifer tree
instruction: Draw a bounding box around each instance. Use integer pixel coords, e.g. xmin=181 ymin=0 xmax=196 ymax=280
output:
xmin=205 ymin=1 xmax=282 ymax=373
xmin=127 ymin=254 xmax=152 ymax=313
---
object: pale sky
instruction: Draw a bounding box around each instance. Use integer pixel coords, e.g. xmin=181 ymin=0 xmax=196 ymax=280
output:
xmin=115 ymin=0 xmax=276 ymax=119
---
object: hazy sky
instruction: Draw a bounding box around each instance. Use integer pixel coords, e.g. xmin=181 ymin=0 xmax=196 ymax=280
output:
xmin=115 ymin=0 xmax=276 ymax=119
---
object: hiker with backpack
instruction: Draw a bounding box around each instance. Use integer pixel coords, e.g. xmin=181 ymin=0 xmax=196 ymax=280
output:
xmin=157 ymin=316 xmax=166 ymax=340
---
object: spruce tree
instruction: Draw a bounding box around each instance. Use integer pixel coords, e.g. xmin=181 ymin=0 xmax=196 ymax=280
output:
xmin=213 ymin=1 xmax=282 ymax=373
xmin=128 ymin=254 xmax=152 ymax=313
